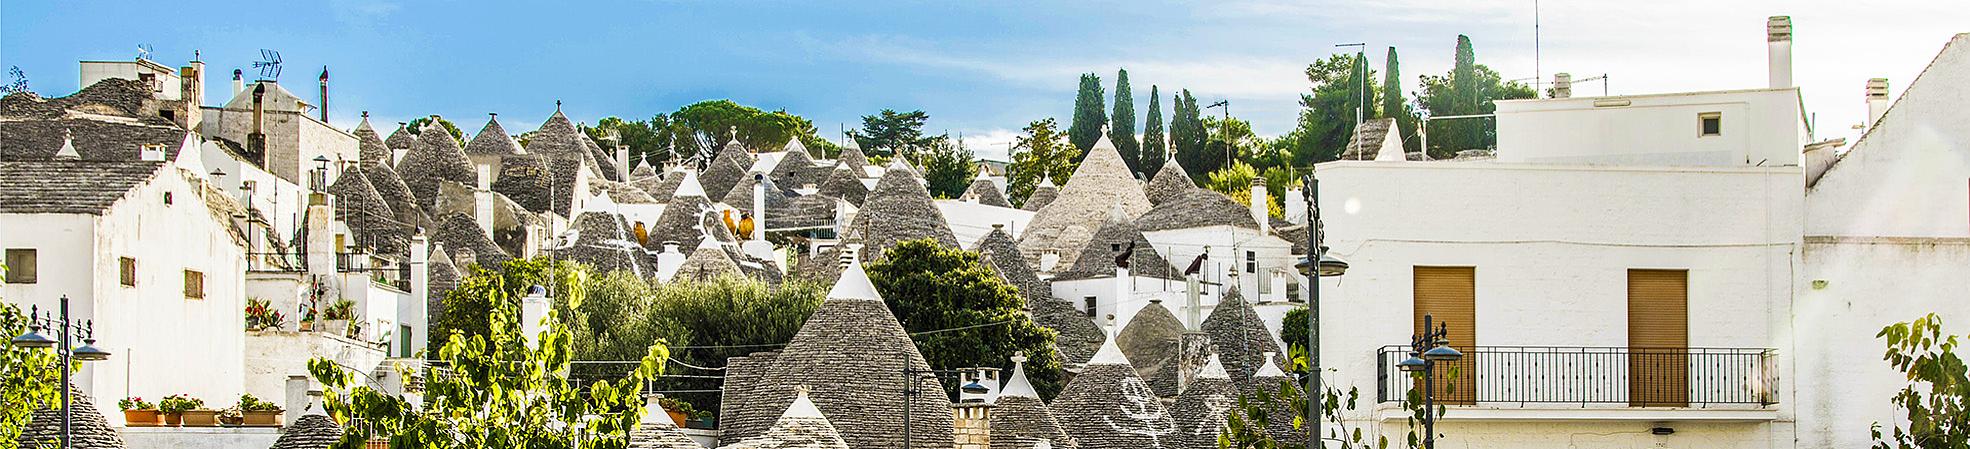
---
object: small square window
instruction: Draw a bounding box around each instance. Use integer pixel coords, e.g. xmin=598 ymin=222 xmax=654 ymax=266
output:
xmin=1246 ymin=251 xmax=1257 ymax=273
xmin=119 ymin=257 xmax=137 ymax=287
xmin=1698 ymin=112 xmax=1723 ymax=137
xmin=4 ymin=249 xmax=37 ymax=284
xmin=183 ymin=270 xmax=205 ymax=299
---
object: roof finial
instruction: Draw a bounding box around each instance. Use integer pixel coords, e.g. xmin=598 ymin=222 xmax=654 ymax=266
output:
xmin=53 ymin=128 xmax=81 ymax=160
xmin=555 ymin=100 xmax=562 ymax=112
xmin=360 ymin=111 xmax=369 ymax=119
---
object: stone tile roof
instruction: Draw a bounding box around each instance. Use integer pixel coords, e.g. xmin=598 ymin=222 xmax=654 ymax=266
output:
xmin=385 ymin=122 xmax=416 ymax=150
xmin=431 ymin=212 xmax=510 ymax=268
xmin=1338 ymin=118 xmax=1395 ymax=161
xmin=723 ymin=173 xmax=792 ymax=214
xmin=721 ymin=262 xmax=953 ymax=449
xmin=974 ymin=226 xmax=1104 ymax=365
xmin=774 ymin=194 xmax=840 ymax=231
xmin=1054 ymin=206 xmax=1178 ymax=281
xmin=328 ymin=164 xmax=404 ymax=253
xmin=816 ymin=165 xmax=869 ymax=207
xmin=719 ymin=350 xmax=781 ymax=437
xmin=364 ymin=160 xmax=434 ymax=233
xmin=718 ymin=388 xmax=851 ymax=449
xmin=1050 ymin=338 xmax=1179 ymax=449
xmin=643 ymin=193 xmax=735 ymax=252
xmin=674 ymin=241 xmax=742 ymax=282
xmin=1020 ymin=181 xmax=1057 ymax=212
xmin=991 ymin=357 xmax=1078 ymax=449
xmin=557 ymin=211 xmax=651 ymax=276
xmin=1 ymin=79 xmax=185 ymax=162
xmin=0 ymin=160 xmax=164 ymax=214
xmin=464 ymin=115 xmax=523 ymax=156
xmin=1135 ymin=189 xmax=1256 ymax=233
xmin=1200 ymin=286 xmax=1283 ymax=384
xmin=835 ymin=141 xmax=870 ymax=175
xmin=491 ymin=154 xmax=554 ymax=214
xmin=524 ymin=110 xmax=589 ymax=157
xmin=1143 ymin=162 xmax=1194 ymax=206
xmin=631 ymin=396 xmax=702 ymax=449
xmin=700 ymin=140 xmax=757 ymax=201
xmin=1019 ymin=135 xmax=1151 ymax=270
xmin=547 ymin=153 xmax=593 ymax=217
xmin=16 ymin=382 xmax=125 ymax=449
xmin=789 ymin=244 xmax=847 ymax=285
xmin=1117 ymin=301 xmax=1186 ymax=397
xmin=637 ymin=168 xmax=685 ymax=203
xmin=427 ymin=243 xmax=462 ymax=332
xmin=269 ymin=413 xmax=345 ymax=449
xmin=961 ymin=178 xmax=1012 ymax=208
xmin=397 ymin=121 xmax=479 ymax=210
xmin=847 ymin=161 xmax=959 ymax=260
xmin=1171 ymin=355 xmax=1238 ymax=449
xmin=769 ymin=148 xmax=822 ymax=188
xmin=352 ymin=115 xmax=393 ymax=165
xmin=584 ymin=135 xmax=625 ymax=181
xmin=1246 ymin=357 xmax=1306 ymax=446
xmin=592 ymin=179 xmax=660 ymax=204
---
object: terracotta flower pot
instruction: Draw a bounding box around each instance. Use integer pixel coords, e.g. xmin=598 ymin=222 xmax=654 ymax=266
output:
xmin=161 ymin=412 xmax=183 ymax=426
xmin=181 ymin=410 xmax=220 ymax=427
xmin=667 ymin=410 xmax=689 ymax=428
xmin=122 ymin=410 xmax=161 ymax=427
xmin=242 ymin=410 xmax=283 ymax=427
xmin=219 ymin=414 xmax=243 ymax=426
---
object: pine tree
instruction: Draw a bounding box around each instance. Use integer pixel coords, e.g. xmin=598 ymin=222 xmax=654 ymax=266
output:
xmin=1109 ymin=69 xmax=1140 ymax=176
xmin=1172 ymin=89 xmax=1214 ymax=180
xmin=1140 ymin=85 xmax=1167 ymax=179
xmin=1453 ymin=35 xmax=1479 ymax=113
xmin=1381 ymin=46 xmax=1421 ymax=154
xmin=1068 ymin=73 xmax=1107 ymax=157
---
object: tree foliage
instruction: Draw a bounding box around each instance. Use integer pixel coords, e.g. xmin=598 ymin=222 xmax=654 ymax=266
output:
xmin=1203 ymin=115 xmax=1264 ymax=171
xmin=914 ymin=139 xmax=978 ymax=199
xmin=1007 ymin=118 xmax=1076 ymax=206
xmin=1288 ymin=53 xmax=1380 ymax=166
xmin=669 ymin=100 xmax=826 ymax=164
xmin=850 ymin=109 xmax=944 ymax=159
xmin=407 ymin=116 xmax=465 ymax=144
xmin=1415 ymin=35 xmax=1536 ymax=158
xmin=312 ymin=260 xmax=668 ymax=449
xmin=639 ymin=276 xmax=826 ymax=416
xmin=1380 ymin=47 xmax=1421 ymax=155
xmin=1141 ymin=85 xmax=1168 ymax=178
xmin=865 ymin=239 xmax=1066 ymax=399
xmin=1109 ymin=69 xmax=1140 ymax=176
xmin=1170 ymin=89 xmax=1212 ymax=180
xmin=1 ymin=295 xmax=64 ymax=446
xmin=431 ymin=258 xmax=588 ymax=352
xmin=1203 ymin=161 xmax=1286 ymax=219
xmin=1068 ymin=73 xmax=1108 ymax=155
xmin=1873 ymin=313 xmax=1969 ymax=449
xmin=582 ymin=116 xmax=678 ymax=169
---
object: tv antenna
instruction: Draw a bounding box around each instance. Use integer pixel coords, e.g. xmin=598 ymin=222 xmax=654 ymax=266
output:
xmin=135 ymin=44 xmax=154 ymax=61
xmin=253 ymin=49 xmax=283 ymax=80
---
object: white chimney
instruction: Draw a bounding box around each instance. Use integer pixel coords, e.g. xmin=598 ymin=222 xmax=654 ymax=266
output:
xmin=752 ymin=174 xmax=766 ymax=241
xmin=520 ymin=285 xmax=549 ymax=349
xmin=406 ymin=233 xmax=430 ymax=355
xmin=655 ymin=241 xmax=685 ymax=282
xmin=231 ymin=69 xmax=244 ymax=97
xmin=1283 ymin=187 xmax=1307 ymax=224
xmin=1552 ymin=73 xmax=1573 ymax=99
xmin=1039 ymin=250 xmax=1060 ymax=272
xmin=475 ymin=165 xmax=495 ymax=238
xmin=283 ymin=375 xmax=310 ymax=425
xmin=615 ymin=145 xmax=631 ymax=180
xmin=1866 ymin=78 xmax=1890 ymax=130
xmin=1250 ymin=178 xmax=1269 ymax=234
xmin=1767 ymin=16 xmax=1794 ymax=89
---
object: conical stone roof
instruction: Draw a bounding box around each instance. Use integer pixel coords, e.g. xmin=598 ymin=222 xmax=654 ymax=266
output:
xmin=1200 ymin=286 xmax=1284 ymax=384
xmin=352 ymin=115 xmax=392 ymax=165
xmin=835 ymin=140 xmax=870 ymax=175
xmin=1019 ymin=134 xmax=1151 ymax=269
xmin=718 ymin=388 xmax=851 ymax=449
xmin=1144 ymin=162 xmax=1194 ymax=206
xmin=1137 ymin=188 xmax=1257 ymax=232
xmin=16 ymin=383 xmax=125 ymax=449
xmin=991 ymin=355 xmax=1078 ymax=449
xmin=269 ymin=414 xmax=345 ymax=449
xmin=1021 ymin=176 xmax=1057 ymax=212
xmin=398 ymin=120 xmax=478 ymax=209
xmin=523 ymin=110 xmax=589 ymax=157
xmin=1050 ymin=337 xmax=1178 ymax=449
xmin=362 ymin=160 xmax=427 ymax=232
xmin=847 ymin=161 xmax=958 ymax=260
xmin=584 ymin=136 xmax=625 ymax=181
xmin=431 ymin=213 xmax=510 ymax=268
xmin=632 ymin=396 xmax=703 ymax=449
xmin=723 ymin=173 xmax=792 ymax=214
xmin=1056 ymin=205 xmax=1178 ymax=281
xmin=962 ymin=178 xmax=1012 ymax=208
xmin=721 ymin=261 xmax=953 ymax=449
xmin=639 ymin=168 xmax=687 ymax=203
xmin=817 ymin=165 xmax=869 ymax=207
xmin=769 ymin=147 xmax=821 ymax=188
xmin=427 ymin=243 xmax=462 ymax=332
xmin=328 ymin=164 xmax=402 ymax=253
xmin=643 ymin=181 xmax=736 ymax=251
xmin=674 ymin=240 xmax=741 ymax=282
xmin=491 ymin=154 xmax=554 ymax=214
xmin=1171 ymin=355 xmax=1239 ymax=449
xmin=557 ymin=211 xmax=650 ymax=276
xmin=1117 ymin=301 xmax=1186 ymax=397
xmin=464 ymin=115 xmax=523 ymax=156
xmin=1246 ymin=356 xmax=1306 ymax=447
xmin=701 ymin=140 xmax=757 ymax=201
xmin=974 ymin=226 xmax=1103 ymax=364
xmin=384 ymin=122 xmax=415 ymax=150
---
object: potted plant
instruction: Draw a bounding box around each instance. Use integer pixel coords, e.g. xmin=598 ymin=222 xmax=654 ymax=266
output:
xmin=118 ymin=397 xmax=160 ymax=427
xmin=244 ymin=298 xmax=286 ymax=332
xmin=238 ymin=394 xmax=283 ymax=427
xmin=159 ymin=394 xmax=199 ymax=426
xmin=176 ymin=396 xmax=217 ymax=427
xmin=217 ymin=407 xmax=243 ymax=426
xmin=321 ymin=299 xmax=355 ymax=336
xmin=658 ymin=397 xmax=694 ymax=427
xmin=299 ymin=307 xmax=316 ymax=332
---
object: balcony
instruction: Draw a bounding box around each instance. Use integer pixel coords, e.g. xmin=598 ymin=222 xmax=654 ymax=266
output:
xmin=1375 ymin=346 xmax=1777 ymax=419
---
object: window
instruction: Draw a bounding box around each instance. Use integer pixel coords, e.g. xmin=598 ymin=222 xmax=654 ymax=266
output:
xmin=1698 ymin=112 xmax=1723 ymax=137
xmin=1245 ymin=251 xmax=1257 ymax=273
xmin=4 ymin=249 xmax=36 ymax=284
xmin=119 ymin=257 xmax=137 ymax=287
xmin=1083 ymin=296 xmax=1098 ymax=318
xmin=163 ymin=192 xmax=173 ymax=205
xmin=183 ymin=270 xmax=205 ymax=299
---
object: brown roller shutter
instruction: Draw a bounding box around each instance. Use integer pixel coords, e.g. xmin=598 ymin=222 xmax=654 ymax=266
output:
xmin=1628 ymin=269 xmax=1689 ymax=407
xmin=1414 ymin=266 xmax=1476 ymax=404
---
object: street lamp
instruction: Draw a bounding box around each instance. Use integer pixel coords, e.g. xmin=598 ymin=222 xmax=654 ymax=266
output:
xmin=12 ymin=295 xmax=113 ymax=449
xmin=1296 ymin=172 xmax=1350 ymax=448
xmin=1405 ymin=313 xmax=1463 ymax=449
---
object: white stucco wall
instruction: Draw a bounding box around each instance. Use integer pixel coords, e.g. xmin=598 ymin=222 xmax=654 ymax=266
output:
xmin=242 ymin=331 xmax=388 ymax=403
xmin=1495 ymin=88 xmax=1805 ymax=167
xmin=934 ymin=200 xmax=1035 ymax=246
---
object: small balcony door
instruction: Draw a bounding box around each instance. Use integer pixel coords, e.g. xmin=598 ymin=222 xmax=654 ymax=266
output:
xmin=1628 ymin=269 xmax=1690 ymax=407
xmin=1414 ymin=266 xmax=1477 ymax=405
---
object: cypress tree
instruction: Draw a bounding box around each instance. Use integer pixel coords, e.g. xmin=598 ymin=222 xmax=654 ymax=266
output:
xmin=1172 ymin=89 xmax=1212 ymax=179
xmin=1141 ymin=85 xmax=1167 ymax=178
xmin=1109 ymin=69 xmax=1140 ymax=175
xmin=1068 ymin=73 xmax=1107 ymax=157
xmin=1452 ymin=35 xmax=1479 ymax=114
xmin=1381 ymin=46 xmax=1420 ymax=153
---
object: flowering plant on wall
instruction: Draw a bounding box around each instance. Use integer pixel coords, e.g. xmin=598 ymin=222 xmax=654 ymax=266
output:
xmin=244 ymin=298 xmax=285 ymax=331
xmin=118 ymin=397 xmax=156 ymax=411
xmin=159 ymin=394 xmax=203 ymax=413
xmin=322 ymin=299 xmax=356 ymax=321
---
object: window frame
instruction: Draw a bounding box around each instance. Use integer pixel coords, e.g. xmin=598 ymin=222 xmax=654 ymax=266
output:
xmin=1697 ymin=112 xmax=1723 ymax=137
xmin=183 ymin=269 xmax=205 ymax=299
xmin=4 ymin=248 xmax=37 ymax=284
xmin=119 ymin=257 xmax=137 ymax=287
xmin=1083 ymin=296 xmax=1098 ymax=318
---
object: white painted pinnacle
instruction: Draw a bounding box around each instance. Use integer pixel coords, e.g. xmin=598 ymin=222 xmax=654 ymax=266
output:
xmin=1254 ymin=351 xmax=1286 ymax=378
xmin=1001 ymin=353 xmax=1038 ymax=398
xmin=674 ymin=170 xmax=706 ymax=198
xmin=782 ymin=386 xmax=827 ymax=419
xmin=826 ymin=257 xmax=883 ymax=302
xmin=1197 ymin=354 xmax=1230 ymax=379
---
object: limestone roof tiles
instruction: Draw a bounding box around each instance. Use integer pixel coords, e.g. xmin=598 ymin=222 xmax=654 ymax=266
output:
xmin=1049 ymin=336 xmax=1178 ymax=449
xmin=1018 ymin=134 xmax=1151 ymax=270
xmin=846 ymin=161 xmax=959 ymax=260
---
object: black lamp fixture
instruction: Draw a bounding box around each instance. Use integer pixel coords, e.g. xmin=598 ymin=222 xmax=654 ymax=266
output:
xmin=12 ymin=296 xmax=112 ymax=449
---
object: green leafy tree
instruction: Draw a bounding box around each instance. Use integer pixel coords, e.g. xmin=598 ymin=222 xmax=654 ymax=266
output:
xmin=1203 ymin=161 xmax=1284 ymax=218
xmin=431 ymin=258 xmax=588 ymax=353
xmin=1171 ymin=90 xmax=1211 ymax=180
xmin=642 ymin=276 xmax=825 ymax=415
xmin=407 ymin=116 xmax=465 ymax=144
xmin=865 ymin=239 xmax=1066 ymax=399
xmin=1068 ymin=73 xmax=1107 ymax=155
xmin=1109 ymin=69 xmax=1140 ymax=175
xmin=666 ymin=100 xmax=828 ymax=164
xmin=310 ymin=263 xmax=667 ymax=449
xmin=1202 ymin=115 xmax=1263 ymax=170
xmin=1873 ymin=313 xmax=1969 ymax=449
xmin=1006 ymin=118 xmax=1076 ymax=205
xmin=915 ymin=139 xmax=978 ymax=199
xmin=565 ymin=271 xmax=691 ymax=377
xmin=849 ymin=109 xmax=944 ymax=159
xmin=1141 ymin=85 xmax=1167 ymax=178
xmin=1289 ymin=53 xmax=1381 ymax=166
xmin=583 ymin=116 xmax=674 ymax=169
xmin=1416 ymin=35 xmax=1536 ymax=158
xmin=2 ymin=293 xmax=64 ymax=446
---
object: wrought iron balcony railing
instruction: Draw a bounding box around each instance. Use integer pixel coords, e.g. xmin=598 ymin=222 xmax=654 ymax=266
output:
xmin=1376 ymin=345 xmax=1777 ymax=407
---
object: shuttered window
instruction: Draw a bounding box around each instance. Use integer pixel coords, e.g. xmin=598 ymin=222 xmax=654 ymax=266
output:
xmin=120 ymin=257 xmax=137 ymax=287
xmin=4 ymin=249 xmax=36 ymax=284
xmin=1414 ymin=266 xmax=1476 ymax=404
xmin=1628 ymin=269 xmax=1689 ymax=407
xmin=184 ymin=270 xmax=206 ymax=299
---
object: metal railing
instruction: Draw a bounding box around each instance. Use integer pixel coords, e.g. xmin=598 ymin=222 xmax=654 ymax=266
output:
xmin=246 ymin=251 xmax=306 ymax=272
xmin=1376 ymin=345 xmax=1778 ymax=406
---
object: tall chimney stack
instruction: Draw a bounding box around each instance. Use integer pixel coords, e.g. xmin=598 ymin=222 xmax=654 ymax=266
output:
xmin=1552 ymin=73 xmax=1573 ymax=99
xmin=1865 ymin=78 xmax=1890 ymax=130
xmin=1767 ymin=16 xmax=1794 ymax=89
xmin=1250 ymin=178 xmax=1269 ymax=234
xmin=318 ymin=67 xmax=330 ymax=123
xmin=232 ymin=69 xmax=244 ymax=97
xmin=181 ymin=55 xmax=205 ymax=131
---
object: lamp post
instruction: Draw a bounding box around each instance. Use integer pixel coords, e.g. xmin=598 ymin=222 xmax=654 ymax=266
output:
xmin=12 ymin=295 xmax=112 ymax=449
xmin=1396 ymin=314 xmax=1463 ymax=449
xmin=1295 ymin=174 xmax=1349 ymax=448
xmin=901 ymin=357 xmax=990 ymax=449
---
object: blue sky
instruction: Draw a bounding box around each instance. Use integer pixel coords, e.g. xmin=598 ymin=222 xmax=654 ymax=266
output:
xmin=3 ymin=0 xmax=1965 ymax=160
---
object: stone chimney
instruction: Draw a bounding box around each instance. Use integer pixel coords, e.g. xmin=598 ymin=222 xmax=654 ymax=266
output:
xmin=180 ymin=57 xmax=205 ymax=131
xmin=284 ymin=375 xmax=310 ymax=425
xmin=1552 ymin=73 xmax=1573 ymax=99
xmin=249 ymin=82 xmax=267 ymax=157
xmin=1866 ymin=78 xmax=1890 ymax=130
xmin=317 ymin=67 xmax=329 ymax=123
xmin=1250 ymin=178 xmax=1269 ymax=234
xmin=1767 ymin=16 xmax=1794 ymax=89
xmin=953 ymin=401 xmax=993 ymax=449
xmin=475 ymin=165 xmax=495 ymax=238
xmin=305 ymin=203 xmax=335 ymax=277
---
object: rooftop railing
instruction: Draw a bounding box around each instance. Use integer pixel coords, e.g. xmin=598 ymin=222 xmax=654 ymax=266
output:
xmin=1375 ymin=345 xmax=1778 ymax=407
